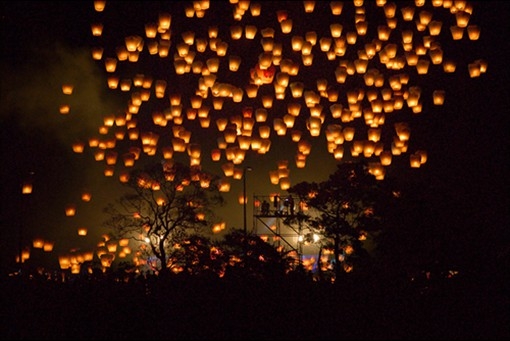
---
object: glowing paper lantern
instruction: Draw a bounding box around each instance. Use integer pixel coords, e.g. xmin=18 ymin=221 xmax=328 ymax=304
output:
xmin=32 ymin=238 xmax=44 ymax=249
xmin=100 ymin=253 xmax=115 ymax=268
xmin=59 ymin=104 xmax=70 ymax=115
xmin=65 ymin=204 xmax=76 ymax=217
xmin=410 ymin=154 xmax=422 ymax=168
xmin=93 ymin=1 xmax=106 ymax=12
xmin=81 ymin=191 xmax=92 ymax=202
xmin=467 ymin=25 xmax=481 ymax=40
xmin=456 ymin=11 xmax=471 ymax=28
xmin=43 ymin=241 xmax=54 ymax=252
xmin=61 ymin=84 xmax=74 ymax=95
xmin=21 ymin=180 xmax=33 ymax=194
xmin=280 ymin=177 xmax=291 ymax=190
xmin=433 ymin=90 xmax=445 ymax=105
xmin=59 ymin=256 xmax=71 ymax=270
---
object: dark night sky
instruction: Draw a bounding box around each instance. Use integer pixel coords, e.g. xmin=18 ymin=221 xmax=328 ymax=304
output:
xmin=1 ymin=1 xmax=509 ymax=272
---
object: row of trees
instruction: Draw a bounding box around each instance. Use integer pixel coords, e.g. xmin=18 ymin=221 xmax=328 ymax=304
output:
xmin=100 ymin=159 xmax=435 ymax=283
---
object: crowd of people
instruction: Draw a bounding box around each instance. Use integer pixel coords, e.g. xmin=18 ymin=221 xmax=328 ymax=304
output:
xmin=259 ymin=194 xmax=295 ymax=216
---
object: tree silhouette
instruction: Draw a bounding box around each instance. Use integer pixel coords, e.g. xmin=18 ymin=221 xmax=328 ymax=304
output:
xmin=217 ymin=229 xmax=297 ymax=282
xmin=287 ymin=161 xmax=393 ymax=281
xmin=103 ymin=161 xmax=225 ymax=276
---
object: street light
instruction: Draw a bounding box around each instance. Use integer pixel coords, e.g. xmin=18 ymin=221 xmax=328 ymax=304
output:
xmin=243 ymin=166 xmax=252 ymax=235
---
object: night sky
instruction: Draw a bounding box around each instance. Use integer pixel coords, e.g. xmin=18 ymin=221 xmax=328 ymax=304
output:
xmin=1 ymin=1 xmax=509 ymax=273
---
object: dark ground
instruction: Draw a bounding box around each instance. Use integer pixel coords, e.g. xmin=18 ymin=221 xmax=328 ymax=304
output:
xmin=1 ymin=271 xmax=508 ymax=340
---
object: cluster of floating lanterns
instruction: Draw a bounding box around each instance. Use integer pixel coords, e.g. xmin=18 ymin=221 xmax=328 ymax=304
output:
xmin=41 ymin=0 xmax=489 ymax=270
xmin=61 ymin=0 xmax=486 ymax=186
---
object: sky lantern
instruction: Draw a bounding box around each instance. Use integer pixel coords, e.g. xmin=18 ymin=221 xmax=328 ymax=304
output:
xmin=401 ymin=6 xmax=415 ymax=21
xmin=43 ymin=241 xmax=55 ymax=252
xmin=158 ymin=12 xmax=171 ymax=30
xmin=433 ymin=90 xmax=446 ymax=105
xmin=303 ymin=1 xmax=316 ymax=13
xmin=81 ymin=251 xmax=94 ymax=262
xmin=104 ymin=58 xmax=117 ymax=73
xmin=416 ymin=59 xmax=430 ymax=75
xmin=280 ymin=177 xmax=291 ymax=190
xmin=90 ymin=22 xmax=103 ymax=36
xmin=280 ymin=19 xmax=293 ymax=34
xmin=61 ymin=84 xmax=73 ymax=95
xmin=123 ymin=152 xmax=139 ymax=167
xmin=120 ymin=79 xmax=132 ymax=92
xmin=395 ymin=122 xmax=411 ymax=141
xmin=119 ymin=172 xmax=130 ymax=183
xmin=428 ymin=20 xmax=443 ymax=36
xmin=106 ymin=240 xmax=118 ymax=253
xmin=21 ymin=179 xmax=33 ymax=194
xmin=65 ymin=204 xmax=76 ymax=217
xmin=468 ymin=62 xmax=482 ymax=78
xmin=410 ymin=154 xmax=422 ymax=168
xmin=199 ymin=117 xmax=211 ymax=128
xmin=128 ymin=51 xmax=140 ymax=62
xmin=59 ymin=104 xmax=70 ymax=115
xmin=238 ymin=192 xmax=248 ymax=205
xmin=475 ymin=59 xmax=488 ymax=73
xmin=184 ymin=5 xmax=195 ymax=18
xmin=116 ymin=46 xmax=128 ymax=61
xmin=106 ymin=75 xmax=119 ymax=89
xmin=450 ymin=25 xmax=464 ymax=40
xmin=467 ymin=25 xmax=481 ymax=40
xmin=429 ymin=47 xmax=444 ymax=64
xmin=217 ymin=178 xmax=231 ymax=192
xmin=221 ymin=162 xmax=235 ymax=177
xmin=144 ymin=22 xmax=158 ymax=38
xmin=32 ymin=238 xmax=44 ymax=249
xmin=269 ymin=170 xmax=279 ymax=185
xmin=58 ymin=255 xmax=71 ymax=270
xmin=297 ymin=140 xmax=312 ymax=155
xmin=295 ymin=153 xmax=307 ymax=168
xmin=301 ymin=54 xmax=314 ymax=66
xmin=125 ymin=35 xmax=143 ymax=52
xmin=442 ymin=59 xmax=457 ymax=73
xmin=330 ymin=1 xmax=344 ymax=15
xmin=330 ymin=23 xmax=343 ymax=38
xmin=379 ymin=150 xmax=392 ymax=166
xmin=100 ymin=253 xmax=115 ymax=269
xmin=415 ymin=150 xmax=428 ymax=164
xmin=96 ymin=245 xmax=108 ymax=259
xmin=368 ymin=162 xmax=385 ymax=180
xmin=252 ymin=64 xmax=275 ymax=84
xmin=94 ymin=150 xmax=105 ymax=162
xmin=118 ymin=239 xmax=129 ymax=248
xmin=104 ymin=166 xmax=115 ymax=176
xmin=242 ymin=117 xmax=255 ymax=131
xmin=456 ymin=10 xmax=471 ymax=28
xmin=158 ymin=40 xmax=171 ymax=57
xmin=18 ymin=248 xmax=30 ymax=263
xmin=105 ymin=151 xmax=118 ymax=165
xmin=81 ymin=191 xmax=92 ymax=202
xmin=343 ymin=127 xmax=356 ymax=141
xmin=278 ymin=167 xmax=290 ymax=181
xmin=93 ymin=0 xmax=105 ymax=12
xmin=363 ymin=141 xmax=376 ymax=157
xmin=367 ymin=128 xmax=382 ymax=142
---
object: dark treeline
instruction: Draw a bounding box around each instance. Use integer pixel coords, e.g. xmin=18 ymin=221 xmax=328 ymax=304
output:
xmin=1 ymin=269 xmax=508 ymax=340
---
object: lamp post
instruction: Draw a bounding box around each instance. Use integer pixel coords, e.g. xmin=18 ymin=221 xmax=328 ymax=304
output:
xmin=243 ymin=166 xmax=252 ymax=235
